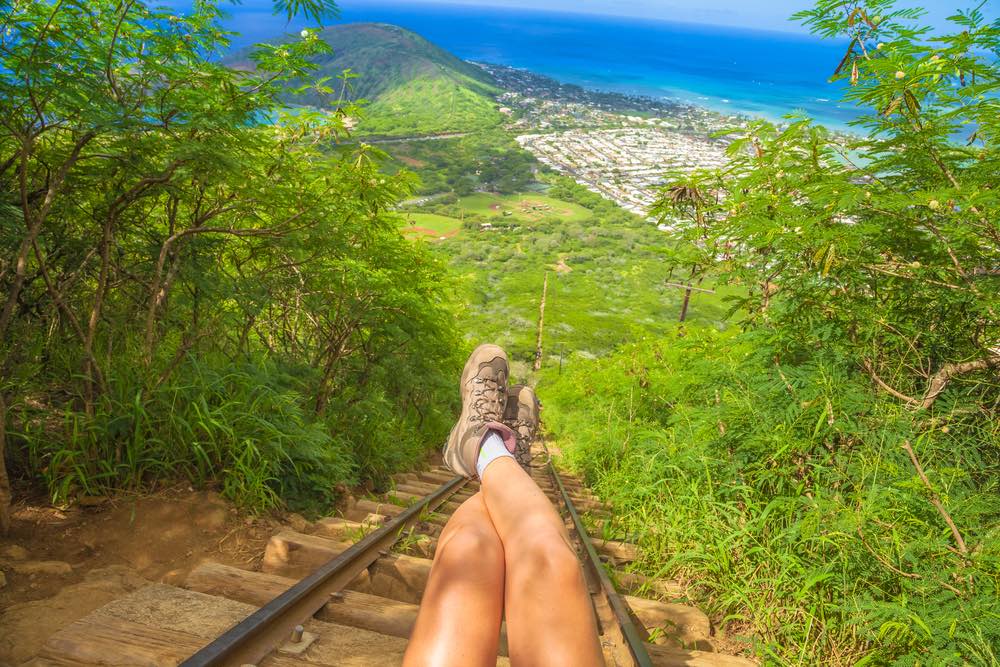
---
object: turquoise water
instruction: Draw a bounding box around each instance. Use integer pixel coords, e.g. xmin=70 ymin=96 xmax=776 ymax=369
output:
xmin=180 ymin=1 xmax=862 ymax=129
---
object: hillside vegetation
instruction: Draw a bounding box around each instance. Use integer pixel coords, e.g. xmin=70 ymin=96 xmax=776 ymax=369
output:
xmin=2 ymin=0 xmax=997 ymax=664
xmin=233 ymin=23 xmax=504 ymax=136
xmin=539 ymin=3 xmax=1000 ymax=664
xmin=0 ymin=1 xmax=463 ymax=525
xmin=413 ymin=176 xmax=731 ymax=376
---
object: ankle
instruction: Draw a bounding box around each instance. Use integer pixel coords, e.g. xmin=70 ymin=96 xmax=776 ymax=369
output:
xmin=476 ymin=429 xmax=514 ymax=478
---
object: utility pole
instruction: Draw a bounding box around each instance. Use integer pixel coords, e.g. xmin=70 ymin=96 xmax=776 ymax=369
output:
xmin=679 ymin=284 xmax=693 ymax=322
xmin=533 ymin=272 xmax=548 ymax=372
xmin=663 ymin=281 xmax=714 ymax=322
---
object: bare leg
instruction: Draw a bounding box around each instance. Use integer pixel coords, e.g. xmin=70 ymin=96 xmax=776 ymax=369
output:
xmin=403 ymin=492 xmax=505 ymax=667
xmin=480 ymin=456 xmax=604 ymax=667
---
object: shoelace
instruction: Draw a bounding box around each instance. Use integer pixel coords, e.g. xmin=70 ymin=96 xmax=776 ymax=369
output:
xmin=467 ymin=373 xmax=507 ymax=424
xmin=506 ymin=417 xmax=551 ymax=469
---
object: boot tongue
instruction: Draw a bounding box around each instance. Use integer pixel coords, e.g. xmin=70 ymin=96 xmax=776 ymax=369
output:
xmin=483 ymin=421 xmax=518 ymax=453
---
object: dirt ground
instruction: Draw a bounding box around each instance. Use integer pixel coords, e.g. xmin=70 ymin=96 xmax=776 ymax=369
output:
xmin=0 ymin=486 xmax=281 ymax=666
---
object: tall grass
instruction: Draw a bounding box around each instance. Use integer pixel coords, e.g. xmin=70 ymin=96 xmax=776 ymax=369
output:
xmin=11 ymin=351 xmax=450 ymax=513
xmin=540 ymin=329 xmax=1000 ymax=664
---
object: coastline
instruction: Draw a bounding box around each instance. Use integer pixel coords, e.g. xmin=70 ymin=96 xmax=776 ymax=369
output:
xmin=478 ymin=61 xmax=859 ymax=138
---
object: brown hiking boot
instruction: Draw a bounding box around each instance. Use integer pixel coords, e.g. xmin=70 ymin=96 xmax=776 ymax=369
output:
xmin=504 ymin=384 xmax=540 ymax=471
xmin=443 ymin=344 xmax=517 ymax=478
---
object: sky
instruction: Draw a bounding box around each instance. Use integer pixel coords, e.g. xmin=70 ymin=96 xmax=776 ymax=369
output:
xmin=339 ymin=0 xmax=990 ymax=34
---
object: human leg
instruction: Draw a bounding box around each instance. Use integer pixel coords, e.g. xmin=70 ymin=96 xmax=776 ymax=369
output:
xmin=440 ymin=345 xmax=603 ymax=667
xmin=481 ymin=456 xmax=604 ymax=667
xmin=402 ymin=492 xmax=505 ymax=667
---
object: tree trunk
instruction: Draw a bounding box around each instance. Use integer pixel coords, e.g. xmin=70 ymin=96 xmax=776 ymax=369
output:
xmin=83 ymin=214 xmax=114 ymax=415
xmin=0 ymin=392 xmax=10 ymax=535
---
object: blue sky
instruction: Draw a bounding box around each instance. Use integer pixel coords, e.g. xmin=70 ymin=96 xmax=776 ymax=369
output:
xmin=339 ymin=0 xmax=990 ymax=33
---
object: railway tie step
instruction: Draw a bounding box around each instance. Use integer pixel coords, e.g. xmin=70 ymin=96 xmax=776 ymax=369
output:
xmin=33 ymin=460 xmax=755 ymax=666
xmin=184 ymin=561 xmax=512 ymax=656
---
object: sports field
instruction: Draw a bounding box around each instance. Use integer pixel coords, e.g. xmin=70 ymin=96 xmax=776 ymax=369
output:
xmin=400 ymin=212 xmax=463 ymax=239
xmin=458 ymin=194 xmax=592 ymax=223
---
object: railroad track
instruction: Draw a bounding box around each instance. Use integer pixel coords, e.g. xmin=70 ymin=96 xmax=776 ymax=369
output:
xmin=32 ymin=455 xmax=755 ymax=666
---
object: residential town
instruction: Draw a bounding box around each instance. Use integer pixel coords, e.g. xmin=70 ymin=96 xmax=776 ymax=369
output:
xmin=473 ymin=63 xmax=737 ymax=217
xmin=479 ymin=62 xmax=747 ymax=136
xmin=516 ymin=126 xmax=729 ymax=216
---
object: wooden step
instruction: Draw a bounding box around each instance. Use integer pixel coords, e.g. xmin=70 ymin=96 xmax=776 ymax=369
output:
xmin=595 ymin=538 xmax=639 ymax=563
xmin=349 ymin=498 xmax=455 ymax=527
xmin=262 ymin=530 xmax=354 ymax=577
xmin=314 ymin=515 xmax=439 ymax=547
xmin=613 ymin=570 xmax=687 ymax=598
xmin=185 ymin=562 xmax=510 ymax=656
xmin=36 ymin=584 xmax=255 ymax=665
xmin=259 ymin=530 xmax=436 ymax=604
xmin=422 ymin=468 xmax=455 ymax=481
xmin=394 ymin=481 xmax=439 ymax=495
xmin=384 ymin=489 xmax=423 ymax=503
xmin=39 ymin=610 xmax=222 ymax=665
xmin=187 ymin=561 xmax=421 ymax=640
xmin=350 ymin=498 xmax=406 ymax=519
xmin=645 ymin=643 xmax=757 ymax=666
xmin=314 ymin=516 xmax=378 ymax=540
xmin=625 ymin=595 xmax=711 ymax=646
xmin=187 ymin=561 xmax=296 ymax=602
xmin=363 ymin=553 xmax=434 ymax=604
xmin=440 ymin=499 xmax=464 ymax=513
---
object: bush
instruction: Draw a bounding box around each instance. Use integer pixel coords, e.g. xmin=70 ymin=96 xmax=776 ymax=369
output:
xmin=0 ymin=0 xmax=462 ymax=520
xmin=541 ymin=331 xmax=1000 ymax=664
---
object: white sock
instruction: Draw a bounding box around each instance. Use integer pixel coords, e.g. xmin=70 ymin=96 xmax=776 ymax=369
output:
xmin=476 ymin=429 xmax=514 ymax=479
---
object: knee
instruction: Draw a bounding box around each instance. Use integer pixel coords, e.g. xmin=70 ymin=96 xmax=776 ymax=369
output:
xmin=514 ymin=531 xmax=581 ymax=584
xmin=436 ymin=525 xmax=504 ymax=571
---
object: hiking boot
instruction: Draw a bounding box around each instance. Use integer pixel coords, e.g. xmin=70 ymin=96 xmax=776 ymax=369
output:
xmin=443 ymin=344 xmax=517 ymax=478
xmin=504 ymin=384 xmax=540 ymax=471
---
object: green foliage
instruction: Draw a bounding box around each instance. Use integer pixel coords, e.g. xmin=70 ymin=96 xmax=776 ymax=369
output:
xmin=0 ymin=0 xmax=462 ymax=513
xmin=540 ymin=2 xmax=1000 ymax=663
xmin=16 ymin=357 xmax=356 ymax=513
xmin=423 ymin=177 xmax=731 ymax=376
xmin=654 ymin=1 xmax=999 ymax=412
xmin=230 ymin=23 xmax=504 ymax=136
xmin=386 ymin=132 xmax=537 ymax=195
xmin=362 ymin=75 xmax=503 ymax=136
xmin=273 ymin=0 xmax=340 ymax=24
xmin=541 ymin=333 xmax=1000 ymax=664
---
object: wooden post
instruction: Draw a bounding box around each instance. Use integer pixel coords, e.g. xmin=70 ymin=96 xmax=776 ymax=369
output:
xmin=663 ymin=281 xmax=713 ymax=323
xmin=533 ymin=272 xmax=548 ymax=372
xmin=678 ymin=285 xmax=693 ymax=322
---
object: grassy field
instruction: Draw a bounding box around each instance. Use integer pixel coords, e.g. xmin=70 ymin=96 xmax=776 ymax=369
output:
xmin=400 ymin=212 xmax=463 ymax=239
xmin=425 ymin=181 xmax=730 ymax=380
xmin=458 ymin=193 xmax=593 ymax=224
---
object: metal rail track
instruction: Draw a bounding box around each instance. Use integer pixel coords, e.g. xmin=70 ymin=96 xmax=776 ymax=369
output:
xmin=547 ymin=461 xmax=654 ymax=667
xmin=32 ymin=459 xmax=761 ymax=665
xmin=177 ymin=463 xmax=657 ymax=666
xmin=181 ymin=475 xmax=466 ymax=667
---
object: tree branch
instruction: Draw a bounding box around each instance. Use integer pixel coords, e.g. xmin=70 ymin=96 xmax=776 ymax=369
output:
xmin=920 ymin=353 xmax=1000 ymax=410
xmin=900 ymin=439 xmax=969 ymax=556
xmin=861 ymin=358 xmax=921 ymax=406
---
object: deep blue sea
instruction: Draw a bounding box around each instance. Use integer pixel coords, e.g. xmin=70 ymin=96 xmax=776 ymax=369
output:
xmin=173 ymin=1 xmax=861 ymax=129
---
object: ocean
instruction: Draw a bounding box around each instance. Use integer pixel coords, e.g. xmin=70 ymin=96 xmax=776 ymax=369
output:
xmin=195 ymin=1 xmax=860 ymax=129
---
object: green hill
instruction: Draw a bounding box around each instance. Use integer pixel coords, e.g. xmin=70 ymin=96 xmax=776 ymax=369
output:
xmin=235 ymin=23 xmax=504 ymax=136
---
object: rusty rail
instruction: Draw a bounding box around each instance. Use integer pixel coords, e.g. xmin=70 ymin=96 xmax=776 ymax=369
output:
xmin=181 ymin=474 xmax=466 ymax=667
xmin=548 ymin=461 xmax=654 ymax=667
